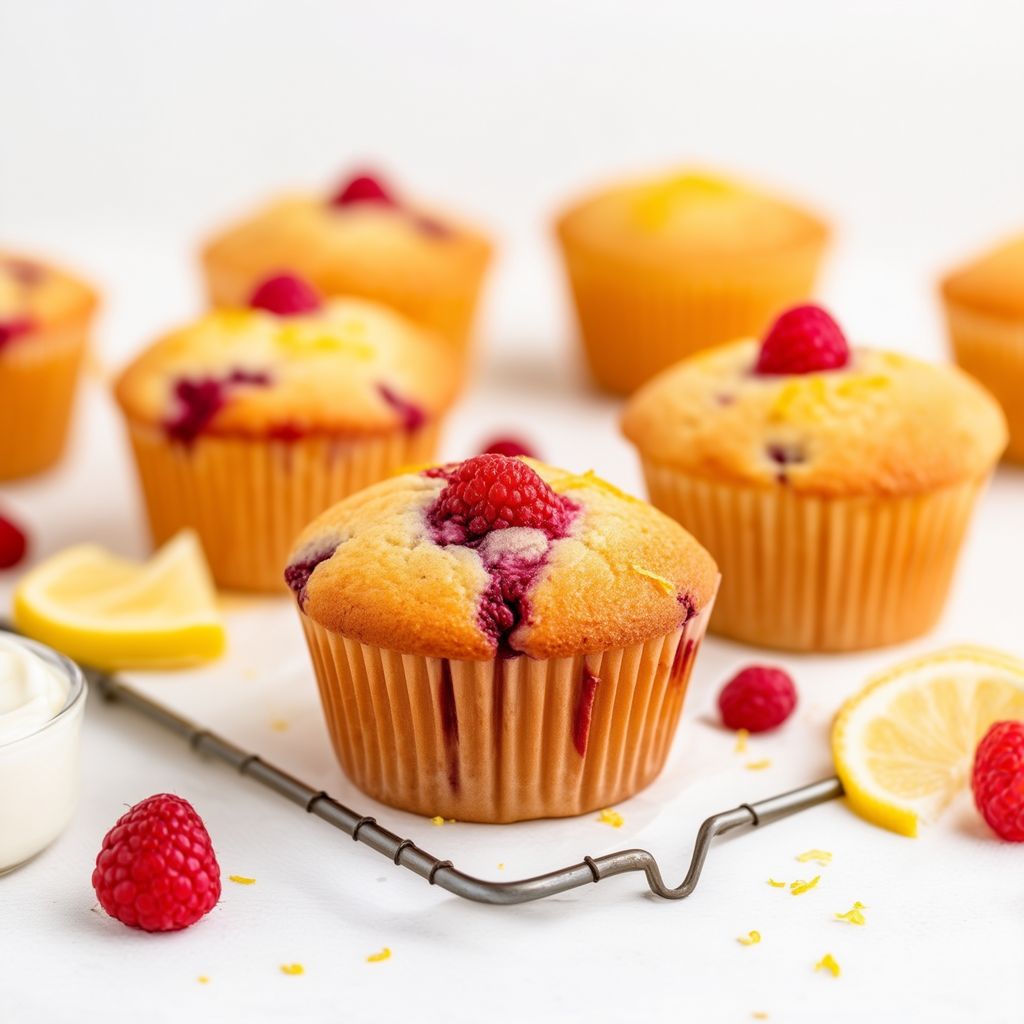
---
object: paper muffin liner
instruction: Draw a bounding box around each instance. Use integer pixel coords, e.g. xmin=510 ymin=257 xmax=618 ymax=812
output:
xmin=556 ymin=237 xmax=826 ymax=395
xmin=0 ymin=324 xmax=88 ymax=481
xmin=640 ymin=459 xmax=987 ymax=652
xmin=124 ymin=421 xmax=441 ymax=592
xmin=944 ymin=302 xmax=1024 ymax=463
xmin=298 ymin=601 xmax=714 ymax=823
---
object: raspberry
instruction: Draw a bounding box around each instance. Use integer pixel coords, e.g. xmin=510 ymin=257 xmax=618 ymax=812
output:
xmin=432 ymin=454 xmax=570 ymax=540
xmin=92 ymin=794 xmax=221 ymax=932
xmin=755 ymin=304 xmax=850 ymax=375
xmin=0 ymin=511 xmax=28 ymax=569
xmin=718 ymin=665 xmax=798 ymax=733
xmin=329 ymin=171 xmax=396 ymax=207
xmin=481 ymin=436 xmax=536 ymax=459
xmin=972 ymin=721 xmax=1024 ymax=841
xmin=249 ymin=273 xmax=322 ymax=316
xmin=0 ymin=317 xmax=34 ymax=350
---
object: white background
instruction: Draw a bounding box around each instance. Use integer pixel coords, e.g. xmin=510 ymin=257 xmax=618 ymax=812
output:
xmin=2 ymin=2 xmax=1024 ymax=1021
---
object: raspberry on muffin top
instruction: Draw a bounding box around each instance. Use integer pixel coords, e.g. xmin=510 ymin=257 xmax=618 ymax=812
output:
xmin=0 ymin=252 xmax=97 ymax=347
xmin=285 ymin=456 xmax=719 ymax=661
xmin=114 ymin=275 xmax=460 ymax=443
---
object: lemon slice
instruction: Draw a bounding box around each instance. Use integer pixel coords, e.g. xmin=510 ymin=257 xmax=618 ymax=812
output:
xmin=832 ymin=646 xmax=1024 ymax=836
xmin=13 ymin=531 xmax=226 ymax=669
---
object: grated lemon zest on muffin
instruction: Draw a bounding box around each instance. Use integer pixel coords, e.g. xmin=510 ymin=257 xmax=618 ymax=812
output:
xmin=836 ymin=373 xmax=891 ymax=399
xmin=552 ymin=469 xmax=638 ymax=502
xmin=631 ymin=565 xmax=675 ymax=596
xmin=769 ymin=377 xmax=831 ymax=424
xmin=598 ymin=808 xmax=624 ymax=828
xmin=835 ymin=901 xmax=867 ymax=925
xmin=790 ymin=876 xmax=820 ymax=895
xmin=208 ymin=309 xmax=260 ymax=333
xmin=814 ymin=953 xmax=840 ymax=977
xmin=795 ymin=849 xmax=832 ymax=866
xmin=366 ymin=947 xmax=391 ymax=963
xmin=229 ymin=874 xmax=256 ymax=885
xmin=746 ymin=759 xmax=772 ymax=771
xmin=274 ymin=322 xmax=374 ymax=360
xmin=767 ymin=878 xmax=786 ymax=888
xmin=280 ymin=963 xmax=304 ymax=976
xmin=737 ymin=930 xmax=761 ymax=946
xmin=734 ymin=729 xmax=749 ymax=753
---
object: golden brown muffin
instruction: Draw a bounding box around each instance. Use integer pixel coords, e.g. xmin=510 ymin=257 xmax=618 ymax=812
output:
xmin=555 ymin=170 xmax=829 ymax=394
xmin=0 ymin=252 xmax=98 ymax=480
xmin=201 ymin=170 xmax=492 ymax=357
xmin=287 ymin=455 xmax=719 ymax=822
xmin=941 ymin=236 xmax=1024 ymax=461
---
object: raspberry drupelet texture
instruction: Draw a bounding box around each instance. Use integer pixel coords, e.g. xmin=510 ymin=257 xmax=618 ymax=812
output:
xmin=249 ymin=272 xmax=323 ymax=316
xmin=718 ymin=665 xmax=798 ymax=733
xmin=972 ymin=721 xmax=1024 ymax=841
xmin=330 ymin=171 xmax=396 ymax=208
xmin=92 ymin=794 xmax=221 ymax=932
xmin=755 ymin=304 xmax=850 ymax=375
xmin=0 ymin=511 xmax=28 ymax=569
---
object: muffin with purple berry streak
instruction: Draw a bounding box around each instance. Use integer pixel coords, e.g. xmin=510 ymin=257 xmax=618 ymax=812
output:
xmin=114 ymin=273 xmax=459 ymax=592
xmin=0 ymin=251 xmax=98 ymax=480
xmin=286 ymin=453 xmax=719 ymax=823
xmin=622 ymin=304 xmax=1006 ymax=652
xmin=201 ymin=169 xmax=493 ymax=357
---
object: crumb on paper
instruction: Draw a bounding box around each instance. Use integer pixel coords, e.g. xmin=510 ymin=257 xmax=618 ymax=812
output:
xmin=630 ymin=564 xmax=675 ymax=596
xmin=790 ymin=875 xmax=820 ymax=896
xmin=767 ymin=878 xmax=786 ymax=888
xmin=746 ymin=759 xmax=772 ymax=771
xmin=734 ymin=728 xmax=749 ymax=753
xmin=229 ymin=874 xmax=256 ymax=885
xmin=835 ymin=901 xmax=867 ymax=925
xmin=737 ymin=930 xmax=761 ymax=946
xmin=796 ymin=849 xmax=832 ymax=866
xmin=814 ymin=953 xmax=840 ymax=977
xmin=280 ymin=963 xmax=304 ymax=976
xmin=597 ymin=808 xmax=624 ymax=828
xmin=197 ymin=976 xmax=210 ymax=985
xmin=269 ymin=719 xmax=289 ymax=732
xmin=366 ymin=947 xmax=391 ymax=963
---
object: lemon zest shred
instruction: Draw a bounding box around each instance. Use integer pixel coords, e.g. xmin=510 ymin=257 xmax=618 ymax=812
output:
xmin=752 ymin=1014 xmax=769 ymax=1021
xmin=734 ymin=728 xmax=749 ymax=753
xmin=737 ymin=930 xmax=761 ymax=946
xmin=796 ymin=849 xmax=833 ymax=866
xmin=552 ymin=469 xmax=638 ymax=502
xmin=767 ymin=878 xmax=786 ymax=888
xmin=280 ymin=963 xmax=304 ymax=976
xmin=790 ymin=875 xmax=821 ymax=896
xmin=746 ymin=759 xmax=772 ymax=771
xmin=835 ymin=901 xmax=867 ymax=925
xmin=197 ymin=976 xmax=210 ymax=984
xmin=814 ymin=953 xmax=840 ymax=977
xmin=228 ymin=874 xmax=256 ymax=885
xmin=598 ymin=808 xmax=624 ymax=828
xmin=366 ymin=947 xmax=391 ymax=963
xmin=630 ymin=565 xmax=676 ymax=596
xmin=430 ymin=815 xmax=445 ymax=826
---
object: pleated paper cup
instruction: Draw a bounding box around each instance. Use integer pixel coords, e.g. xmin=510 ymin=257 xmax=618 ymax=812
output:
xmin=0 ymin=324 xmax=88 ymax=481
xmin=298 ymin=600 xmax=714 ymax=824
xmin=124 ymin=421 xmax=441 ymax=592
xmin=556 ymin=237 xmax=827 ymax=395
xmin=640 ymin=459 xmax=988 ymax=652
xmin=944 ymin=302 xmax=1024 ymax=463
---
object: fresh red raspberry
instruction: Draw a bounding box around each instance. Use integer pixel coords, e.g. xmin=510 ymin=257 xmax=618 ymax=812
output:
xmin=0 ymin=317 xmax=34 ymax=350
xmin=329 ymin=170 xmax=396 ymax=207
xmin=972 ymin=721 xmax=1024 ymax=841
xmin=0 ymin=512 xmax=28 ymax=569
xmin=481 ymin=436 xmax=536 ymax=459
xmin=249 ymin=272 xmax=322 ymax=316
xmin=755 ymin=304 xmax=850 ymax=375
xmin=718 ymin=665 xmax=797 ymax=733
xmin=432 ymin=454 xmax=569 ymax=539
xmin=92 ymin=794 xmax=221 ymax=932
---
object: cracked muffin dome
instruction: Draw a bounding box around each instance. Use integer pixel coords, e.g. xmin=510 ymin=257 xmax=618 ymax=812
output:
xmin=622 ymin=338 xmax=1007 ymax=498
xmin=115 ymin=292 xmax=460 ymax=442
xmin=285 ymin=457 xmax=719 ymax=661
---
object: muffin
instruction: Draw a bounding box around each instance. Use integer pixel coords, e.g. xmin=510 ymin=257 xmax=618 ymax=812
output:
xmin=286 ymin=454 xmax=719 ymax=823
xmin=622 ymin=304 xmax=1006 ymax=652
xmin=941 ymin=235 xmax=1024 ymax=462
xmin=0 ymin=252 xmax=98 ymax=480
xmin=201 ymin=169 xmax=492 ymax=357
xmin=115 ymin=273 xmax=460 ymax=592
xmin=555 ymin=170 xmax=830 ymax=394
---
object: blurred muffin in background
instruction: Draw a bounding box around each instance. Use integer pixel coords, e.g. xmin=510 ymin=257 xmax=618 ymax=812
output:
xmin=114 ymin=273 xmax=461 ymax=592
xmin=554 ymin=169 xmax=830 ymax=394
xmin=0 ymin=252 xmax=98 ymax=480
xmin=201 ymin=169 xmax=493 ymax=358
xmin=941 ymin=235 xmax=1024 ymax=462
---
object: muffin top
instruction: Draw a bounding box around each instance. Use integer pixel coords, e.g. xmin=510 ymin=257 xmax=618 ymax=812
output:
xmin=115 ymin=274 xmax=460 ymax=442
xmin=555 ymin=170 xmax=828 ymax=266
xmin=286 ymin=454 xmax=719 ymax=661
xmin=202 ymin=170 xmax=492 ymax=287
xmin=941 ymin=235 xmax=1024 ymax=319
xmin=0 ymin=251 xmax=97 ymax=345
xmin=622 ymin=305 xmax=1007 ymax=497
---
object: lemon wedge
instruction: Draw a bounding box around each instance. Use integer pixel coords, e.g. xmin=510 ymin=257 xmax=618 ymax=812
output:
xmin=832 ymin=646 xmax=1024 ymax=836
xmin=13 ymin=531 xmax=225 ymax=669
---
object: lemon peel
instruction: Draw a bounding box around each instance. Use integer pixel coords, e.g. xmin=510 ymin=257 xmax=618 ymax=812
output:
xmin=746 ymin=759 xmax=772 ymax=771
xmin=795 ymin=849 xmax=832 ymax=866
xmin=734 ymin=729 xmax=749 ymax=753
xmin=767 ymin=879 xmax=786 ymax=888
xmin=835 ymin=901 xmax=867 ymax=925
xmin=790 ymin=876 xmax=820 ymax=896
xmin=280 ymin=964 xmax=304 ymax=976
xmin=366 ymin=947 xmax=391 ymax=963
xmin=814 ymin=953 xmax=840 ymax=977
xmin=737 ymin=930 xmax=761 ymax=946
xmin=598 ymin=808 xmax=624 ymax=828
xmin=630 ymin=565 xmax=675 ymax=596
xmin=228 ymin=875 xmax=256 ymax=885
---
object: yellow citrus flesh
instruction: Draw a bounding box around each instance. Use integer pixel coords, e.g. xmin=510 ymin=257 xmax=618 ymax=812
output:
xmin=12 ymin=531 xmax=226 ymax=670
xmin=832 ymin=646 xmax=1024 ymax=836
